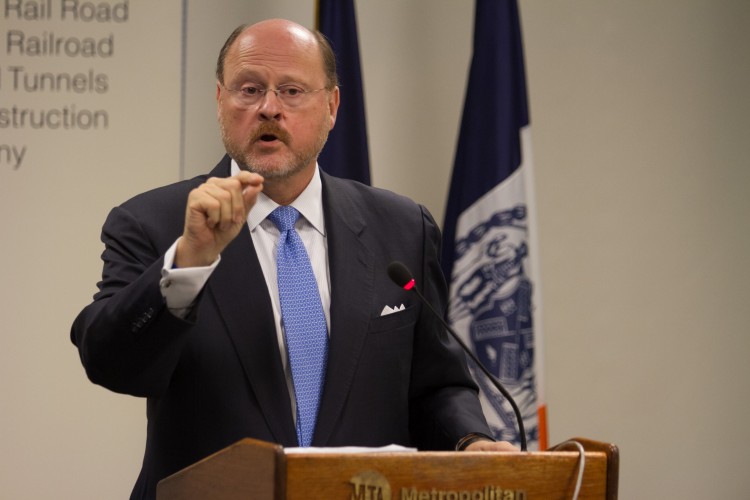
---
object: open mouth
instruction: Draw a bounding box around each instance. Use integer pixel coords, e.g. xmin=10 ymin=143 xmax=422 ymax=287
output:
xmin=253 ymin=124 xmax=289 ymax=144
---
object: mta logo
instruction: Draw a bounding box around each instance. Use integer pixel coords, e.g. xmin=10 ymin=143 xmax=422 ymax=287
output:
xmin=349 ymin=470 xmax=391 ymax=500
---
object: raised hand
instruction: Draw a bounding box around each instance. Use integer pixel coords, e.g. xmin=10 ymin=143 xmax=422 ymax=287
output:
xmin=175 ymin=171 xmax=264 ymax=268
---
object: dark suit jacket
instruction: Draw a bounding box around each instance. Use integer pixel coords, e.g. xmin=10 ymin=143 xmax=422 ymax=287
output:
xmin=71 ymin=155 xmax=491 ymax=499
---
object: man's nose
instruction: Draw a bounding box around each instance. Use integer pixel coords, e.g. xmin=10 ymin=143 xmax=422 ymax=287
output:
xmin=258 ymin=89 xmax=282 ymax=120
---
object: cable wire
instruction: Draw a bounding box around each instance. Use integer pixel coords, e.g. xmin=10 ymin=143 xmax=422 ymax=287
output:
xmin=554 ymin=440 xmax=586 ymax=500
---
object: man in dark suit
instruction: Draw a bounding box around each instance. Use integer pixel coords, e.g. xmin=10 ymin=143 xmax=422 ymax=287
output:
xmin=72 ymin=18 xmax=515 ymax=499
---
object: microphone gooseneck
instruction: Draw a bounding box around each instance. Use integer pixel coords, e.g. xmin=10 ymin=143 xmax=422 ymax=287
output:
xmin=387 ymin=261 xmax=528 ymax=451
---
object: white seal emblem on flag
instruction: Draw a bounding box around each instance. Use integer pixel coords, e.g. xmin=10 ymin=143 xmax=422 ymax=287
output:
xmin=448 ymin=204 xmax=538 ymax=445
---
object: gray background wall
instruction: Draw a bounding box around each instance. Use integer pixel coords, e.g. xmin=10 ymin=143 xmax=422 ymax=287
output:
xmin=1 ymin=1 xmax=748 ymax=498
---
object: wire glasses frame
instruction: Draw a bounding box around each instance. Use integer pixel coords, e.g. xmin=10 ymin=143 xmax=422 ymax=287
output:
xmin=220 ymin=83 xmax=328 ymax=108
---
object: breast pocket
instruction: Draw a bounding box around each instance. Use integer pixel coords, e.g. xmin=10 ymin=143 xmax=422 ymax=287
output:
xmin=368 ymin=304 xmax=418 ymax=334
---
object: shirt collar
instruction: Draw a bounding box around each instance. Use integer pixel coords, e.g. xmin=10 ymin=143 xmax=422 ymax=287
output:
xmin=231 ymin=159 xmax=326 ymax=236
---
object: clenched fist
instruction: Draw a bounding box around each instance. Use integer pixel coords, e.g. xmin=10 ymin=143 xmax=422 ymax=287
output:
xmin=175 ymin=171 xmax=264 ymax=268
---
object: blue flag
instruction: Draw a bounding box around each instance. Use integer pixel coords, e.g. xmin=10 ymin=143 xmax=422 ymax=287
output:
xmin=442 ymin=0 xmax=547 ymax=450
xmin=316 ymin=0 xmax=371 ymax=185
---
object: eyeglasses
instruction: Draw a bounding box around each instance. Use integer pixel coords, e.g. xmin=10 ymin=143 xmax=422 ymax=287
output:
xmin=220 ymin=83 xmax=328 ymax=108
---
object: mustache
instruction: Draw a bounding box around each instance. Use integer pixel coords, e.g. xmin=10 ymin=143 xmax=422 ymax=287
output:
xmin=250 ymin=122 xmax=291 ymax=144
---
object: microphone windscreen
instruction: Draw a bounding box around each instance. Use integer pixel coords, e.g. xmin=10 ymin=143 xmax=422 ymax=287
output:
xmin=387 ymin=261 xmax=413 ymax=287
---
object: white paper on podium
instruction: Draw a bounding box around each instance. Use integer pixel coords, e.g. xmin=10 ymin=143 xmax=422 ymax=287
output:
xmin=284 ymin=444 xmax=416 ymax=454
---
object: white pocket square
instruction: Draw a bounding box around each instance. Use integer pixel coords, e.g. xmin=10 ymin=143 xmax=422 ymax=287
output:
xmin=380 ymin=304 xmax=405 ymax=316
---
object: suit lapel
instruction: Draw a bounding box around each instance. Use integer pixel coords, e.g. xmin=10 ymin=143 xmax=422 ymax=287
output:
xmin=314 ymin=174 xmax=375 ymax=445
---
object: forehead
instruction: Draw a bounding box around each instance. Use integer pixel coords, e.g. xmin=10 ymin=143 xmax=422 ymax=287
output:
xmin=224 ymin=24 xmax=325 ymax=83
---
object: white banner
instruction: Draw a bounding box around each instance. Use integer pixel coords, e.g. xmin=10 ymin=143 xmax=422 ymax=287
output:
xmin=0 ymin=1 xmax=182 ymax=498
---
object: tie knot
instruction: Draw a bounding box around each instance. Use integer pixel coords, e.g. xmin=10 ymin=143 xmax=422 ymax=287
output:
xmin=267 ymin=205 xmax=300 ymax=232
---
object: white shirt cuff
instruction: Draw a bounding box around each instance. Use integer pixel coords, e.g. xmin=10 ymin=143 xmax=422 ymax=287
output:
xmin=160 ymin=239 xmax=220 ymax=318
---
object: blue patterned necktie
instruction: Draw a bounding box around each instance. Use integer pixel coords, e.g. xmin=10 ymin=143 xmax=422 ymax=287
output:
xmin=267 ymin=206 xmax=328 ymax=447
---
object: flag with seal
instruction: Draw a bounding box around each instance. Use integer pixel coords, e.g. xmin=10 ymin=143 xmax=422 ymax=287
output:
xmin=442 ymin=0 xmax=547 ymax=450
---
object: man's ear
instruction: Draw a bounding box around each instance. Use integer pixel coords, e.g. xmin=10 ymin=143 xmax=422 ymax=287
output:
xmin=328 ymin=86 xmax=341 ymax=129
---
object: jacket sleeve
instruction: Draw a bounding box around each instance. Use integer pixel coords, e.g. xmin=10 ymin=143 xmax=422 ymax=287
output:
xmin=71 ymin=204 xmax=195 ymax=397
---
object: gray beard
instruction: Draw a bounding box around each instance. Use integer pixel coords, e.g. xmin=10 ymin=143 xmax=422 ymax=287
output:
xmin=220 ymin=123 xmax=329 ymax=180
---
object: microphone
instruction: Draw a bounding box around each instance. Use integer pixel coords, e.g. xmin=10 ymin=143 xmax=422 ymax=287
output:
xmin=387 ymin=261 xmax=528 ymax=451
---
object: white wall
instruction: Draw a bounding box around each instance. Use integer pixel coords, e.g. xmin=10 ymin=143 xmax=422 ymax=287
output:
xmin=521 ymin=2 xmax=750 ymax=497
xmin=1 ymin=1 xmax=748 ymax=498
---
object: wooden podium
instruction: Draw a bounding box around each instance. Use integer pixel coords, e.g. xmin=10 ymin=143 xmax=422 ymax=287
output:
xmin=157 ymin=437 xmax=618 ymax=499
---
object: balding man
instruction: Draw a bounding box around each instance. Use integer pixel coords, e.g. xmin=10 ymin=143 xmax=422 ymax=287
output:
xmin=72 ymin=19 xmax=515 ymax=500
